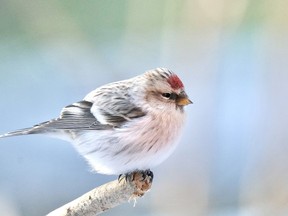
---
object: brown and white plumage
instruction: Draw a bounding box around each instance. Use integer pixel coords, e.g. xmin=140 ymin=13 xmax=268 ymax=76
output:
xmin=0 ymin=68 xmax=191 ymax=175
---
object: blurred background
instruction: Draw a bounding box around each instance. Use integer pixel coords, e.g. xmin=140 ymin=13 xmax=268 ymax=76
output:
xmin=0 ymin=0 xmax=287 ymax=215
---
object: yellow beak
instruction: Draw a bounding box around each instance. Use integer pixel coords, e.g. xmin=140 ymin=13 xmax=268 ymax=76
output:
xmin=176 ymin=92 xmax=193 ymax=106
xmin=176 ymin=97 xmax=193 ymax=106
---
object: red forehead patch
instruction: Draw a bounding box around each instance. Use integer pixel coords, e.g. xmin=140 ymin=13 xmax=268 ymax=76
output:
xmin=167 ymin=74 xmax=184 ymax=90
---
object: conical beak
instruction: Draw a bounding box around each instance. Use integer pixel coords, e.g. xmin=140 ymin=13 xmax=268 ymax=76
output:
xmin=176 ymin=92 xmax=193 ymax=106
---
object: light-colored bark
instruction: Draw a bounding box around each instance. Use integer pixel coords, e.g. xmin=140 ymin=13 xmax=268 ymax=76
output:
xmin=47 ymin=171 xmax=153 ymax=216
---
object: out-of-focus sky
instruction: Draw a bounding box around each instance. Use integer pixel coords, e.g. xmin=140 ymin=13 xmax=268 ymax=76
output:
xmin=0 ymin=1 xmax=287 ymax=216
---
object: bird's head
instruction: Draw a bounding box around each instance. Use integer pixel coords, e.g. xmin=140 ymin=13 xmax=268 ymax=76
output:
xmin=142 ymin=68 xmax=192 ymax=111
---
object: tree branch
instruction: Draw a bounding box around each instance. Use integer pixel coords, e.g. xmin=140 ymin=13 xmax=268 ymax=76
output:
xmin=47 ymin=171 xmax=153 ymax=216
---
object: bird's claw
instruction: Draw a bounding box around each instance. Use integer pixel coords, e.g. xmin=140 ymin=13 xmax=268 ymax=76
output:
xmin=118 ymin=169 xmax=154 ymax=183
xmin=118 ymin=170 xmax=153 ymax=197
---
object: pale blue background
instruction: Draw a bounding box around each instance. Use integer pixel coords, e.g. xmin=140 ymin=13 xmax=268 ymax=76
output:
xmin=0 ymin=1 xmax=288 ymax=215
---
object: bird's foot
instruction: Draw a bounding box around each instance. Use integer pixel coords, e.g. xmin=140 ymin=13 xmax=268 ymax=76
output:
xmin=118 ymin=169 xmax=153 ymax=183
xmin=118 ymin=169 xmax=153 ymax=197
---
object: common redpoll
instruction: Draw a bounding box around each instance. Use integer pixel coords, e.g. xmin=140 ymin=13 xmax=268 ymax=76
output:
xmin=0 ymin=68 xmax=191 ymax=175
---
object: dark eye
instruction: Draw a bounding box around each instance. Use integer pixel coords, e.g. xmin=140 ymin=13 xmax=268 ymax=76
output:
xmin=162 ymin=93 xmax=171 ymax=98
xmin=161 ymin=93 xmax=177 ymax=100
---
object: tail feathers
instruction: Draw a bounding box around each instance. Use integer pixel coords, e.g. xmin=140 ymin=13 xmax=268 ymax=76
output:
xmin=0 ymin=127 xmax=41 ymax=138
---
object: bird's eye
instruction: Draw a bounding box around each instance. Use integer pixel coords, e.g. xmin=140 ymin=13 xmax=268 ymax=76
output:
xmin=162 ymin=93 xmax=171 ymax=98
xmin=161 ymin=93 xmax=177 ymax=100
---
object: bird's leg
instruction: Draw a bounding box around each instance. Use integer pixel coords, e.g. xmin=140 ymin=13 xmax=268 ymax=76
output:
xmin=118 ymin=169 xmax=154 ymax=183
xmin=118 ymin=169 xmax=153 ymax=198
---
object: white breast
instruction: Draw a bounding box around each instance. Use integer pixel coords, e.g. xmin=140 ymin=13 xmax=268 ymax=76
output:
xmin=73 ymin=108 xmax=186 ymax=175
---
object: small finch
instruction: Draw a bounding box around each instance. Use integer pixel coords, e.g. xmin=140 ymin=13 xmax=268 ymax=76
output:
xmin=0 ymin=68 xmax=191 ymax=176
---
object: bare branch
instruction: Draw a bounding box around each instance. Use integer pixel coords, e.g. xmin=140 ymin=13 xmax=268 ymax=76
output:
xmin=47 ymin=171 xmax=153 ymax=216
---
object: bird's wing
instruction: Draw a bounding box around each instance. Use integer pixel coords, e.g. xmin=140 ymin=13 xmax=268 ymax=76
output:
xmin=1 ymin=83 xmax=147 ymax=138
xmin=85 ymin=83 xmax=147 ymax=127
xmin=91 ymin=105 xmax=146 ymax=127
xmin=36 ymin=100 xmax=112 ymax=130
xmin=36 ymin=96 xmax=147 ymax=130
xmin=89 ymin=97 xmax=147 ymax=127
xmin=0 ymin=100 xmax=112 ymax=138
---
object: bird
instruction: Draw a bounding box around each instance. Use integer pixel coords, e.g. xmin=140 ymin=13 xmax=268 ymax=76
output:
xmin=0 ymin=68 xmax=192 ymax=176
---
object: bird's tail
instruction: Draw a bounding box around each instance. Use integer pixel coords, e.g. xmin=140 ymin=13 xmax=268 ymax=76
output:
xmin=0 ymin=127 xmax=41 ymax=138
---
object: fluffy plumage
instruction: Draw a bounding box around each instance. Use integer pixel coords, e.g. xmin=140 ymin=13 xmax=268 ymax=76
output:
xmin=0 ymin=68 xmax=191 ymax=175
